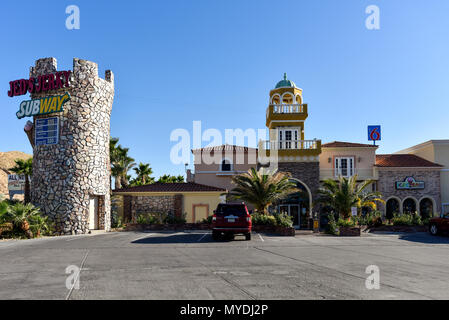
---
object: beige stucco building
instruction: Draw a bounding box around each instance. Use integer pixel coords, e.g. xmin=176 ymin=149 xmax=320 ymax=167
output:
xmin=113 ymin=183 xmax=225 ymax=223
xmin=188 ymin=144 xmax=258 ymax=192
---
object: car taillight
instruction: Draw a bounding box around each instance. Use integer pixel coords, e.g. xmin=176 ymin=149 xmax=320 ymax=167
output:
xmin=212 ymin=215 xmax=217 ymax=222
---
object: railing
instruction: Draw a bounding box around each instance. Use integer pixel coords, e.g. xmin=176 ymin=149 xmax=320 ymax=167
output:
xmin=262 ymin=140 xmax=319 ymax=150
xmin=266 ymin=104 xmax=305 ymax=119
xmin=319 ymin=168 xmax=376 ymax=179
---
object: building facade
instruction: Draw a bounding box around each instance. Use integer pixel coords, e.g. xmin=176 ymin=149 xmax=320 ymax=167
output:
xmin=187 ymin=75 xmax=446 ymax=229
xmin=396 ymin=140 xmax=449 ymax=215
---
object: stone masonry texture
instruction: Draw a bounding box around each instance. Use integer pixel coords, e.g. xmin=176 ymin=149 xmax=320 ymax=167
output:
xmin=30 ymin=57 xmax=114 ymax=235
xmin=377 ymin=169 xmax=441 ymax=215
xmin=131 ymin=195 xmax=184 ymax=222
xmin=278 ymin=161 xmax=320 ymax=205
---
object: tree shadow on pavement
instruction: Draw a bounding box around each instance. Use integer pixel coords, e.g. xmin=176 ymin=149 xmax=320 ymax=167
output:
xmin=131 ymin=232 xmax=239 ymax=244
xmin=397 ymin=232 xmax=449 ymax=244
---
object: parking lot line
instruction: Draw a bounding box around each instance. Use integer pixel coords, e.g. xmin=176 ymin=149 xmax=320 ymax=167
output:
xmin=197 ymin=233 xmax=208 ymax=242
xmin=258 ymin=233 xmax=264 ymax=242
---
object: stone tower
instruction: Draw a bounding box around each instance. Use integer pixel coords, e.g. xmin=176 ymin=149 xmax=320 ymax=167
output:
xmin=30 ymin=57 xmax=114 ymax=234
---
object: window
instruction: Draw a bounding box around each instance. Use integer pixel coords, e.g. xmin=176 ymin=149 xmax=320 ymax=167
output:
xmin=335 ymin=157 xmax=355 ymax=177
xmin=221 ymin=159 xmax=232 ymax=172
xmin=278 ymin=129 xmax=299 ymax=149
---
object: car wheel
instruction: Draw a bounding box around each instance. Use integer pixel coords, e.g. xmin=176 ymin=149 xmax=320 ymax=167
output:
xmin=430 ymin=224 xmax=438 ymax=236
xmin=212 ymin=231 xmax=220 ymax=241
xmin=245 ymin=233 xmax=251 ymax=241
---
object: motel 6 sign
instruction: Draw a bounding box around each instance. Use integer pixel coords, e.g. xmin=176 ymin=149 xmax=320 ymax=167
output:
xmin=368 ymin=125 xmax=381 ymax=145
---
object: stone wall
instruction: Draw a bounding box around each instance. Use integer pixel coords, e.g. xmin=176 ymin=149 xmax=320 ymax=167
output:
xmin=30 ymin=57 xmax=114 ymax=234
xmin=277 ymin=162 xmax=320 ymax=202
xmin=131 ymin=195 xmax=184 ymax=221
xmin=377 ymin=169 xmax=441 ymax=215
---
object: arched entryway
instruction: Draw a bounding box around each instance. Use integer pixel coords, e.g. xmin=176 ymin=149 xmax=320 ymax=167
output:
xmin=419 ymin=198 xmax=434 ymax=219
xmin=402 ymin=197 xmax=418 ymax=214
xmin=385 ymin=197 xmax=400 ymax=219
xmin=273 ymin=179 xmax=312 ymax=230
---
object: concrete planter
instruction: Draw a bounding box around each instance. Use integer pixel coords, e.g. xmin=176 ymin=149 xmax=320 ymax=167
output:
xmin=339 ymin=226 xmax=361 ymax=237
xmin=252 ymin=225 xmax=295 ymax=236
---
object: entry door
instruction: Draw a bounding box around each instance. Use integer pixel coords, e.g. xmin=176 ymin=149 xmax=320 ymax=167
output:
xmin=289 ymin=205 xmax=300 ymax=229
xmin=89 ymin=196 xmax=99 ymax=230
xmin=194 ymin=205 xmax=208 ymax=223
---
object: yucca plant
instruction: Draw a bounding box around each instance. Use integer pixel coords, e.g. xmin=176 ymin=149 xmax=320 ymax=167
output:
xmin=7 ymin=203 xmax=41 ymax=238
xmin=228 ymin=168 xmax=299 ymax=215
xmin=0 ymin=201 xmax=13 ymax=236
xmin=29 ymin=214 xmax=53 ymax=237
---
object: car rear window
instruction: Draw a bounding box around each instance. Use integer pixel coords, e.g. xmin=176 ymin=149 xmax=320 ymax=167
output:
xmin=216 ymin=205 xmax=247 ymax=216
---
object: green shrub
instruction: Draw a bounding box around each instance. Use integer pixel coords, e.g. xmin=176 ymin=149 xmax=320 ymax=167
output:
xmin=392 ymin=214 xmax=414 ymax=226
xmin=357 ymin=210 xmax=383 ymax=227
xmin=251 ymin=212 xmax=277 ymax=226
xmin=0 ymin=202 xmax=52 ymax=238
xmin=164 ymin=213 xmax=187 ymax=224
xmin=337 ymin=218 xmax=356 ymax=228
xmin=325 ymin=213 xmax=338 ymax=235
xmin=111 ymin=211 xmax=123 ymax=228
xmin=273 ymin=213 xmax=293 ymax=228
xmin=201 ymin=216 xmax=213 ymax=224
xmin=136 ymin=214 xmax=157 ymax=225
xmin=412 ymin=213 xmax=423 ymax=226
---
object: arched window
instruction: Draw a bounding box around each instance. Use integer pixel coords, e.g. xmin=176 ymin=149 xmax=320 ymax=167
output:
xmin=419 ymin=198 xmax=434 ymax=219
xmin=386 ymin=198 xmax=400 ymax=219
xmin=403 ymin=198 xmax=417 ymax=214
xmin=221 ymin=159 xmax=232 ymax=172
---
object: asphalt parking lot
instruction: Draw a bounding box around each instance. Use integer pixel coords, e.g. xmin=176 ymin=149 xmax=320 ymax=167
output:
xmin=1 ymin=230 xmax=449 ymax=300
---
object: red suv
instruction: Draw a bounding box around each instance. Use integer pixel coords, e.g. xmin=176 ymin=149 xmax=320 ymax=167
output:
xmin=429 ymin=213 xmax=449 ymax=236
xmin=212 ymin=203 xmax=252 ymax=241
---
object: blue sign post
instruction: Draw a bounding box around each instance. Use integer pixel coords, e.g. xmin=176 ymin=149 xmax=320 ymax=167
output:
xmin=368 ymin=125 xmax=381 ymax=146
xmin=35 ymin=117 xmax=59 ymax=146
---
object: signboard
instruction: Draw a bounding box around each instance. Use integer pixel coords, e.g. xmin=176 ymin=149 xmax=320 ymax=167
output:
xmin=351 ymin=207 xmax=358 ymax=216
xmin=16 ymin=92 xmax=70 ymax=119
xmin=8 ymin=174 xmax=25 ymax=191
xmin=368 ymin=125 xmax=381 ymax=142
xmin=396 ymin=177 xmax=425 ymax=190
xmin=35 ymin=117 xmax=59 ymax=146
xmin=8 ymin=71 xmax=71 ymax=97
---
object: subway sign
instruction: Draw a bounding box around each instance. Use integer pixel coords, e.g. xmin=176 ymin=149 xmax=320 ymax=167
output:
xmin=16 ymin=93 xmax=70 ymax=119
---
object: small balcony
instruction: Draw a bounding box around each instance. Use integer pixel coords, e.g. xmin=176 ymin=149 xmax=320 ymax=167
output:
xmin=259 ymin=139 xmax=321 ymax=158
xmin=266 ymin=104 xmax=308 ymax=127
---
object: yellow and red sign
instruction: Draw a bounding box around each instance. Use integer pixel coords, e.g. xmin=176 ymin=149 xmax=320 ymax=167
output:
xmin=16 ymin=93 xmax=70 ymax=119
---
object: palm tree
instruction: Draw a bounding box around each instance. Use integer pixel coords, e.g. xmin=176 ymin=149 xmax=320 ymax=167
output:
xmin=157 ymin=174 xmax=185 ymax=183
xmin=318 ymin=175 xmax=384 ymax=219
xmin=7 ymin=202 xmax=41 ymax=238
xmin=228 ymin=168 xmax=299 ymax=215
xmin=9 ymin=158 xmax=33 ymax=204
xmin=133 ymin=162 xmax=154 ymax=185
xmin=110 ymin=140 xmax=136 ymax=189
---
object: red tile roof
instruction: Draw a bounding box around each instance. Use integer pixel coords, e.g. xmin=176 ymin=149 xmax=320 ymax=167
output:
xmin=322 ymin=141 xmax=378 ymax=148
xmin=114 ymin=182 xmax=226 ymax=193
xmin=375 ymin=154 xmax=443 ymax=168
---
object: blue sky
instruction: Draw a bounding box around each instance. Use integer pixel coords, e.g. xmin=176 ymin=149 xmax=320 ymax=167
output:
xmin=1 ymin=0 xmax=449 ymax=179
